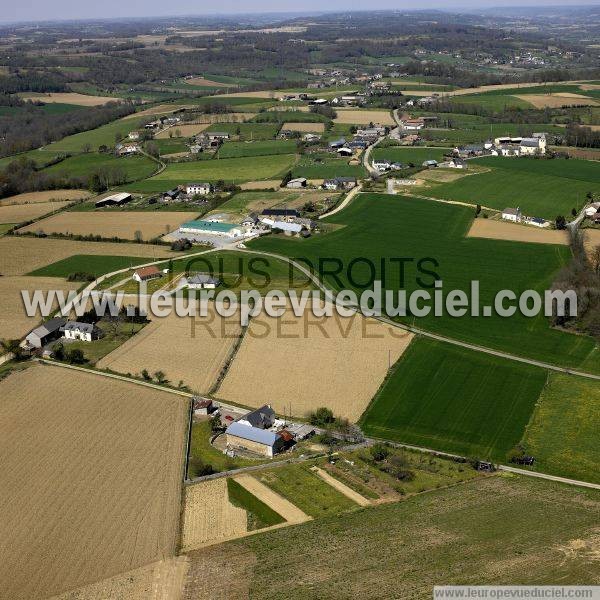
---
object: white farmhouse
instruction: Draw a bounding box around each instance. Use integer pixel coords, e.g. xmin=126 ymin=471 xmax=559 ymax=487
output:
xmin=185 ymin=182 xmax=212 ymax=196
xmin=502 ymin=207 xmax=522 ymax=222
xmin=60 ymin=321 xmax=100 ymax=342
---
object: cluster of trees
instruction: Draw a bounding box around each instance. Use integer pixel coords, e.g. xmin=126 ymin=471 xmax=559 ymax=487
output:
xmin=0 ymin=101 xmax=135 ymax=158
xmin=364 ymin=443 xmax=415 ymax=483
xmin=551 ymin=229 xmax=600 ymax=339
xmin=564 ymin=123 xmax=600 ymax=149
xmin=0 ymin=157 xmax=129 ymax=199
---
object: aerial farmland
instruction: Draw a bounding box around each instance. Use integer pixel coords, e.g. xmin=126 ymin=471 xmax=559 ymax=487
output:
xmin=1 ymin=6 xmax=600 ymax=599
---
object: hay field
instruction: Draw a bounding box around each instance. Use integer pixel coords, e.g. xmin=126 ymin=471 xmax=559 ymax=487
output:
xmin=334 ymin=109 xmax=395 ymax=125
xmin=0 ymin=365 xmax=188 ymax=600
xmin=584 ymin=229 xmax=600 ymax=254
xmin=181 ymin=479 xmax=248 ymax=551
xmin=50 ymin=558 xmax=189 ymax=600
xmin=0 ymin=200 xmax=71 ymax=224
xmin=98 ymin=309 xmax=242 ymax=393
xmin=217 ymin=308 xmax=414 ymax=421
xmin=467 ymin=219 xmax=569 ymax=245
xmin=185 ymin=76 xmax=229 ymax=87
xmin=19 ymin=211 xmax=198 ymax=240
xmin=122 ymin=104 xmax=194 ymax=120
xmin=0 ymin=189 xmax=91 ymax=205
xmin=281 ymin=121 xmax=325 ymax=133
xmin=19 ymin=92 xmax=115 ymax=105
xmin=515 ymin=93 xmax=598 ymax=108
xmin=239 ymin=180 xmax=281 ymax=190
xmin=0 ymin=237 xmax=178 ymax=276
xmin=0 ymin=275 xmax=79 ymax=339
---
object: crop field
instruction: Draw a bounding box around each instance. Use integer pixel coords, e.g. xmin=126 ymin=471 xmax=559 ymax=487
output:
xmin=430 ymin=157 xmax=599 ymax=219
xmin=0 ymin=236 xmax=178 ymax=276
xmin=134 ymin=154 xmax=297 ymax=191
xmin=334 ymin=109 xmax=395 ymax=125
xmin=217 ymin=307 xmax=413 ymax=421
xmin=216 ymin=139 xmax=297 ymax=159
xmin=0 ymin=276 xmax=79 ymax=339
xmin=0 ymin=200 xmax=71 ymax=224
xmin=467 ymin=219 xmax=569 ymax=245
xmin=448 ymin=93 xmax=532 ymax=110
xmin=292 ymin=153 xmax=365 ymax=179
xmin=43 ymin=153 xmax=157 ymax=181
xmin=181 ymin=479 xmax=248 ymax=551
xmin=373 ymin=145 xmax=453 ymax=165
xmin=0 ymin=189 xmax=91 ymax=205
xmin=204 ymin=122 xmax=280 ymax=140
xmin=19 ymin=210 xmax=198 ymax=240
xmin=184 ymin=476 xmax=600 ymax=599
xmin=516 ymin=93 xmax=598 ymax=108
xmin=361 ymin=338 xmax=546 ymax=459
xmin=29 ymin=254 xmax=155 ymax=278
xmin=249 ymin=194 xmax=598 ymax=373
xmin=18 ymin=92 xmax=115 ymax=105
xmin=0 ymin=365 xmax=188 ymax=600
xmin=98 ymin=309 xmax=242 ymax=393
xmin=521 ymin=374 xmax=600 ymax=484
xmin=281 ymin=121 xmax=326 ymax=132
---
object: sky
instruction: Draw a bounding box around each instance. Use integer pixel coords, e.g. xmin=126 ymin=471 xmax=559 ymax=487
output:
xmin=2 ymin=0 xmax=599 ymax=25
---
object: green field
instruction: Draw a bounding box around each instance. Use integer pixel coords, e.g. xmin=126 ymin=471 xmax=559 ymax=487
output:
xmin=43 ymin=116 xmax=148 ymax=153
xmin=43 ymin=153 xmax=156 ymax=181
xmin=217 ymin=139 xmax=298 ymax=159
xmin=187 ymin=476 xmax=600 ymax=598
xmin=292 ymin=153 xmax=366 ymax=179
xmin=448 ymin=93 xmax=532 ymax=110
xmin=227 ymin=479 xmax=285 ymax=530
xmin=361 ymin=338 xmax=546 ymax=460
xmin=250 ymin=193 xmax=599 ymax=372
xmin=204 ymin=122 xmax=281 ymax=140
xmin=372 ymin=146 xmax=452 ymax=165
xmin=429 ymin=157 xmax=598 ymax=219
xmin=151 ymin=138 xmax=189 ymax=155
xmin=130 ymin=154 xmax=297 ymax=191
xmin=28 ymin=254 xmax=156 ymax=278
xmin=521 ymin=374 xmax=600 ymax=484
xmin=255 ymin=464 xmax=357 ymax=518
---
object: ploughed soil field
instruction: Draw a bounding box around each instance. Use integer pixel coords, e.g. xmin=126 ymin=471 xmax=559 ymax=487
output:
xmin=18 ymin=211 xmax=199 ymax=241
xmin=217 ymin=307 xmax=414 ymax=421
xmin=0 ymin=364 xmax=188 ymax=600
xmin=467 ymin=219 xmax=569 ymax=245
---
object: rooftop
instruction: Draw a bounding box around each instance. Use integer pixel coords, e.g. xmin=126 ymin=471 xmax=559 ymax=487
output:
xmin=226 ymin=422 xmax=279 ymax=446
xmin=181 ymin=220 xmax=239 ymax=233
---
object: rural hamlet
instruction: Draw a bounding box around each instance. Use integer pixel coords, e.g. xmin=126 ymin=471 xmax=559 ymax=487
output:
xmin=1 ymin=4 xmax=600 ymax=600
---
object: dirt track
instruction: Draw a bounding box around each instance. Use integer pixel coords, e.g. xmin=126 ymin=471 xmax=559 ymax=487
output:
xmin=310 ymin=467 xmax=371 ymax=507
xmin=233 ymin=474 xmax=311 ymax=524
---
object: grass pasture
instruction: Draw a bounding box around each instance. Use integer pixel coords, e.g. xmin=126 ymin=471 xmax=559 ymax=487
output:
xmin=185 ymin=476 xmax=600 ymax=599
xmin=28 ymin=254 xmax=154 ymax=278
xmin=292 ymin=152 xmax=365 ymax=179
xmin=360 ymin=338 xmax=546 ymax=460
xmin=216 ymin=139 xmax=297 ymax=159
xmin=250 ymin=194 xmax=598 ymax=372
xmin=19 ymin=210 xmax=197 ymax=241
xmin=0 ymin=364 xmax=188 ymax=600
xmin=204 ymin=122 xmax=280 ymax=140
xmin=133 ymin=154 xmax=297 ymax=191
xmin=372 ymin=146 xmax=453 ymax=165
xmin=430 ymin=157 xmax=599 ymax=219
xmin=521 ymin=374 xmax=600 ymax=484
xmin=43 ymin=153 xmax=157 ymax=181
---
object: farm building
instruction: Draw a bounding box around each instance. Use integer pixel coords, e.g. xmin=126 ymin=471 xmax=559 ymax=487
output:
xmin=328 ymin=137 xmax=346 ymax=149
xmin=207 ymin=132 xmax=231 ymax=141
xmin=24 ymin=317 xmax=67 ymax=349
xmin=185 ymin=273 xmax=222 ymax=289
xmin=272 ymin=221 xmax=303 ymax=235
xmin=179 ymin=220 xmax=243 ymax=238
xmin=95 ymin=192 xmax=132 ymax=208
xmin=116 ymin=142 xmax=140 ymax=155
xmin=192 ymin=397 xmax=213 ymax=416
xmin=372 ymin=159 xmax=391 ymax=172
xmin=519 ymin=137 xmax=546 ymax=155
xmin=261 ymin=208 xmax=300 ymax=219
xmin=225 ymin=422 xmax=284 ymax=458
xmin=128 ymin=131 xmax=141 ymax=140
xmin=185 ymin=183 xmax=212 ymax=196
xmin=502 ymin=207 xmax=522 ymax=223
xmin=286 ymin=177 xmax=308 ymax=189
xmin=337 ymin=147 xmax=353 ymax=157
xmin=60 ymin=321 xmax=100 ymax=342
xmin=238 ymin=404 xmax=275 ymax=429
xmin=133 ymin=265 xmax=162 ymax=282
xmin=402 ymin=119 xmax=424 ymax=131
xmin=323 ymin=177 xmax=357 ymax=190
xmin=584 ymin=203 xmax=600 ymax=217
xmin=422 ymin=160 xmax=439 ymax=168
